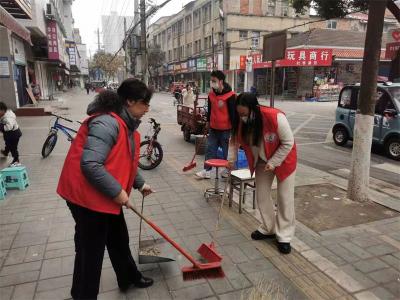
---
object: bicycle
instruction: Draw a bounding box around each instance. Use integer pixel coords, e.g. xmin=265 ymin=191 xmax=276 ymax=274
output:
xmin=138 ymin=118 xmax=163 ymax=170
xmin=41 ymin=113 xmax=81 ymax=158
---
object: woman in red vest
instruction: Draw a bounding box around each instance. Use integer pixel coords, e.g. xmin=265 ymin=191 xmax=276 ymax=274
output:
xmin=57 ymin=79 xmax=154 ymax=299
xmin=229 ymin=93 xmax=297 ymax=254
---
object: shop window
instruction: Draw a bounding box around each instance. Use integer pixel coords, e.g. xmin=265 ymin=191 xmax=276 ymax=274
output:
xmin=239 ymin=31 xmax=248 ymax=40
xmin=326 ymin=20 xmax=337 ymax=29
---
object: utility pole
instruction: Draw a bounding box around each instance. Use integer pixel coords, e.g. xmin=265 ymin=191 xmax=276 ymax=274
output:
xmin=124 ymin=17 xmax=129 ymax=78
xmin=212 ymin=27 xmax=215 ymax=70
xmin=140 ymin=0 xmax=148 ymax=84
xmin=97 ymin=28 xmax=100 ymax=51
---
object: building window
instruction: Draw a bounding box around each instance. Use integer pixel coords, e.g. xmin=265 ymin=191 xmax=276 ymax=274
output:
xmin=251 ymin=31 xmax=260 ymax=48
xmin=194 ymin=9 xmax=201 ymax=27
xmin=186 ymin=43 xmax=192 ymax=56
xmin=178 ymin=20 xmax=184 ymax=35
xmin=267 ymin=0 xmax=276 ymax=16
xmin=326 ymin=20 xmax=337 ymax=29
xmin=185 ymin=16 xmax=192 ymax=32
xmin=239 ymin=30 xmax=248 ymax=40
xmin=202 ymin=3 xmax=211 ymax=23
xmin=174 ymin=48 xmax=177 ymax=60
xmin=168 ymin=50 xmax=172 ymax=61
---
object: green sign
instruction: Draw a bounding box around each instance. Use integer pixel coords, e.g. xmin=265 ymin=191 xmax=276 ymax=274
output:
xmin=196 ymin=58 xmax=207 ymax=71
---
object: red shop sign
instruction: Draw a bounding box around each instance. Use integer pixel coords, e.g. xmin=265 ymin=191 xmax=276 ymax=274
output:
xmin=239 ymin=55 xmax=246 ymax=70
xmin=47 ymin=20 xmax=60 ymax=60
xmin=253 ymin=48 xmax=333 ymax=69
xmin=385 ymin=42 xmax=400 ymax=59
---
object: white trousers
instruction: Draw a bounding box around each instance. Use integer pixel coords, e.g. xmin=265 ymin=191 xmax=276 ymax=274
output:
xmin=255 ymin=160 xmax=296 ymax=243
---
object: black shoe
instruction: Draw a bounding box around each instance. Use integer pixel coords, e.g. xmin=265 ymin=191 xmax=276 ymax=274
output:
xmin=277 ymin=242 xmax=291 ymax=254
xmin=251 ymin=230 xmax=276 ymax=240
xmin=133 ymin=276 xmax=154 ymax=288
xmin=119 ymin=277 xmax=154 ymax=292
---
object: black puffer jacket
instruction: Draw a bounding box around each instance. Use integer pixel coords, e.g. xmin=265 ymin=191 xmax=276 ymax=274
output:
xmin=80 ymin=101 xmax=145 ymax=199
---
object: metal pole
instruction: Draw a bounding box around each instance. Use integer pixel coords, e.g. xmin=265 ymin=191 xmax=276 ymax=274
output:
xmin=212 ymin=27 xmax=215 ymax=70
xmin=270 ymin=60 xmax=275 ymax=107
xmin=140 ymin=0 xmax=148 ymax=84
xmin=124 ymin=18 xmax=129 ymax=78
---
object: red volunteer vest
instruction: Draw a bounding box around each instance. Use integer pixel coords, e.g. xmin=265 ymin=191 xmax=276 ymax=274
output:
xmin=240 ymin=106 xmax=297 ymax=181
xmin=209 ymin=90 xmax=235 ymax=130
xmin=57 ymin=112 xmax=140 ymax=215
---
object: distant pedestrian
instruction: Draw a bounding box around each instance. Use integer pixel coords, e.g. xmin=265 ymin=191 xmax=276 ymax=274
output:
xmin=0 ymin=102 xmax=22 ymax=167
xmin=85 ymin=82 xmax=90 ymax=95
xmin=229 ymin=93 xmax=297 ymax=254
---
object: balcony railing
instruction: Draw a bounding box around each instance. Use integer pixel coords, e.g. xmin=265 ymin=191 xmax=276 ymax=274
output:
xmin=0 ymin=0 xmax=32 ymax=19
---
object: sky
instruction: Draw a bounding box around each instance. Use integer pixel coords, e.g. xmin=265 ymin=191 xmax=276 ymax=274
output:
xmin=72 ymin=0 xmax=193 ymax=57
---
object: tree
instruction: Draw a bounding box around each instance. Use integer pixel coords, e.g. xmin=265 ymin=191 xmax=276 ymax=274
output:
xmin=147 ymin=45 xmax=165 ymax=86
xmin=90 ymin=51 xmax=124 ymax=81
xmin=292 ymin=0 xmax=388 ymax=202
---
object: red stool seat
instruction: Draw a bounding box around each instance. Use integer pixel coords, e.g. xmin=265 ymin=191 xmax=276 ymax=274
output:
xmin=205 ymin=159 xmax=229 ymax=168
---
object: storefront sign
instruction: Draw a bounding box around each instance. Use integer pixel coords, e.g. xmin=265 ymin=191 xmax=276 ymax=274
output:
xmin=197 ymin=57 xmax=207 ymax=72
xmin=167 ymin=64 xmax=174 ymax=73
xmin=174 ymin=63 xmax=181 ymax=72
xmin=239 ymin=55 xmax=246 ymax=70
xmin=47 ymin=20 xmax=60 ymax=60
xmin=253 ymin=48 xmax=333 ymax=69
xmin=12 ymin=37 xmax=26 ymax=65
xmin=180 ymin=61 xmax=188 ymax=73
xmin=385 ymin=42 xmax=400 ymax=59
xmin=207 ymin=56 xmax=214 ymax=71
xmin=0 ymin=57 xmax=10 ymax=77
xmin=66 ymin=41 xmax=77 ymax=66
xmin=188 ymin=59 xmax=196 ymax=72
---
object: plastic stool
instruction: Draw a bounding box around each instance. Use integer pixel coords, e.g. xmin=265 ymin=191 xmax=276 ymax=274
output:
xmin=1 ymin=166 xmax=30 ymax=191
xmin=204 ymin=159 xmax=228 ymax=201
xmin=0 ymin=173 xmax=6 ymax=199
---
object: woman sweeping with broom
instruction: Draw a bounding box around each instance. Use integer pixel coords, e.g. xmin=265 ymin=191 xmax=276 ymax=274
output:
xmin=228 ymin=93 xmax=297 ymax=254
xmin=57 ymin=79 xmax=155 ymax=299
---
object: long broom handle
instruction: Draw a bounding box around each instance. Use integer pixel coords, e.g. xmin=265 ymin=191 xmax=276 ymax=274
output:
xmin=130 ymin=206 xmax=200 ymax=267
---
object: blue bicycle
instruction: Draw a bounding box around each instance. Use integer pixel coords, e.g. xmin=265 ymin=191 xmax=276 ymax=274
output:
xmin=41 ymin=113 xmax=81 ymax=158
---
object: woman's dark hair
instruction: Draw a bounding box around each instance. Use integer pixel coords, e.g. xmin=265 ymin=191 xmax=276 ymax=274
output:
xmin=210 ymin=70 xmax=225 ymax=82
xmin=0 ymin=102 xmax=8 ymax=111
xmin=88 ymin=90 xmax=122 ymax=114
xmin=117 ymin=78 xmax=153 ymax=104
xmin=232 ymin=93 xmax=263 ymax=145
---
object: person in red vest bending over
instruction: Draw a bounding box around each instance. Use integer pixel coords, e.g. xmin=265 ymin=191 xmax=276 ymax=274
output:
xmin=229 ymin=93 xmax=297 ymax=254
xmin=57 ymin=79 xmax=155 ymax=299
xmin=196 ymin=70 xmax=236 ymax=179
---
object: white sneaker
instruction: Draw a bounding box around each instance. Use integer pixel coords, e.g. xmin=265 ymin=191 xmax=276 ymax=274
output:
xmin=221 ymin=169 xmax=229 ymax=178
xmin=9 ymin=162 xmax=22 ymax=167
xmin=195 ymin=169 xmax=211 ymax=179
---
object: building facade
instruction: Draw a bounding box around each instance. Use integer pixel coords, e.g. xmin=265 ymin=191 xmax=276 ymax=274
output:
xmin=148 ymin=0 xmax=310 ymax=93
xmin=102 ymin=11 xmax=134 ymax=54
xmin=0 ymin=0 xmax=85 ymax=110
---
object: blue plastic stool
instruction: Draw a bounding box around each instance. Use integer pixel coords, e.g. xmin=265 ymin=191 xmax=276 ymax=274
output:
xmin=0 ymin=173 xmax=6 ymax=199
xmin=1 ymin=166 xmax=30 ymax=190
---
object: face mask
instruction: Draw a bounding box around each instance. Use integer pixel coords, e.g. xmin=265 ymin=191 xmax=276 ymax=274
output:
xmin=241 ymin=116 xmax=248 ymax=123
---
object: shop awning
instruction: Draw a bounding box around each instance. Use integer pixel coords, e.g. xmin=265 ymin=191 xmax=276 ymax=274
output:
xmin=0 ymin=5 xmax=31 ymax=45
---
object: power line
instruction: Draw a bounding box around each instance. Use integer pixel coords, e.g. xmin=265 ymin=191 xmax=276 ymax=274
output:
xmin=110 ymin=0 xmax=174 ymax=62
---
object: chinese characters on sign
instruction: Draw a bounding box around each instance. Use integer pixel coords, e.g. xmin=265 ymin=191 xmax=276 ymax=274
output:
xmin=68 ymin=47 xmax=76 ymax=65
xmin=385 ymin=42 xmax=400 ymax=59
xmin=253 ymin=49 xmax=333 ymax=69
xmin=47 ymin=20 xmax=59 ymax=60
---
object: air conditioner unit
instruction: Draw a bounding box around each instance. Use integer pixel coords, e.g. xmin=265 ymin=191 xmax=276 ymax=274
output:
xmin=45 ymin=3 xmax=54 ymax=17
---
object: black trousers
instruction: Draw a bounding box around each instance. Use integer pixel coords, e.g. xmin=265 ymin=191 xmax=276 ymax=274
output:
xmin=3 ymin=129 xmax=22 ymax=163
xmin=67 ymin=202 xmax=142 ymax=300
